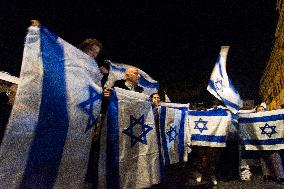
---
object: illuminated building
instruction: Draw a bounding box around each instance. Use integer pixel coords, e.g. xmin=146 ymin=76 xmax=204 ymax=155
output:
xmin=260 ymin=0 xmax=284 ymax=110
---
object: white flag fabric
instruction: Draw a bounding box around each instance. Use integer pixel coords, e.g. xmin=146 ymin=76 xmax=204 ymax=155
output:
xmin=158 ymin=102 xmax=190 ymax=165
xmin=0 ymin=71 xmax=20 ymax=84
xmin=98 ymin=87 xmax=162 ymax=189
xmin=0 ymin=26 xmax=103 ymax=188
xmin=207 ymin=46 xmax=243 ymax=114
xmin=188 ymin=108 xmax=230 ymax=147
xmin=104 ymin=62 xmax=159 ymax=95
xmin=239 ymin=109 xmax=284 ymax=150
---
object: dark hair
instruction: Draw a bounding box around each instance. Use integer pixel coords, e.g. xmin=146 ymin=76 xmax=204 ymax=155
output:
xmin=79 ymin=38 xmax=102 ymax=52
xmin=150 ymin=92 xmax=159 ymax=99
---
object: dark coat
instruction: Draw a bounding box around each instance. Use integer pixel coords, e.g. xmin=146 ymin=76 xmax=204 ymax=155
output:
xmin=113 ymin=79 xmax=144 ymax=93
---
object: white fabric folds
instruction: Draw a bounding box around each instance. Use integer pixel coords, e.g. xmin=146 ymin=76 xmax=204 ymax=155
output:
xmin=98 ymin=87 xmax=162 ymax=189
xmin=239 ymin=109 xmax=284 ymax=150
xmin=0 ymin=26 xmax=103 ymax=188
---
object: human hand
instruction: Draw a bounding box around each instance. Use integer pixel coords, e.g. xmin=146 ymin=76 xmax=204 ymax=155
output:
xmin=103 ymin=87 xmax=112 ymax=97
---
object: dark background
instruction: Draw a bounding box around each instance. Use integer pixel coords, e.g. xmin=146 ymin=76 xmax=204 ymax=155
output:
xmin=0 ymin=0 xmax=278 ymax=104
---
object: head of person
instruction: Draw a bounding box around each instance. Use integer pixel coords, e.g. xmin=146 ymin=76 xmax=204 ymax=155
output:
xmin=150 ymin=92 xmax=161 ymax=107
xmin=99 ymin=60 xmax=110 ymax=75
xmin=125 ymin=67 xmax=140 ymax=85
xmin=256 ymin=105 xmax=265 ymax=113
xmin=79 ymin=38 xmax=102 ymax=59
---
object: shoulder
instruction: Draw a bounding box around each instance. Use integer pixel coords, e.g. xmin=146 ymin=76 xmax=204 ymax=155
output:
xmin=113 ymin=80 xmax=129 ymax=90
xmin=113 ymin=79 xmax=126 ymax=87
xmin=135 ymin=85 xmax=144 ymax=93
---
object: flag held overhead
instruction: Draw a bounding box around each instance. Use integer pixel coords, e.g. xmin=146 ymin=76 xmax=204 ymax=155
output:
xmin=207 ymin=46 xmax=243 ymax=114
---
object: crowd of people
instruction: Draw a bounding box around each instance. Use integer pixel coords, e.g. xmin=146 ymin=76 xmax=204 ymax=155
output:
xmin=77 ymin=35 xmax=284 ymax=187
xmin=1 ymin=20 xmax=284 ymax=188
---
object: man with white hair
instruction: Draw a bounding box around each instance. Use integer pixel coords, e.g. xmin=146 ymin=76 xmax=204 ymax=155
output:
xmin=113 ymin=67 xmax=144 ymax=92
xmin=103 ymin=67 xmax=144 ymax=97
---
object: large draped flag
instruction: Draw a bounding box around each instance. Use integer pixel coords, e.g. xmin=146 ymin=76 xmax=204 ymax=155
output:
xmin=207 ymin=46 xmax=243 ymax=114
xmin=104 ymin=62 xmax=159 ymax=95
xmin=0 ymin=25 xmax=103 ymax=188
xmin=188 ymin=108 xmax=230 ymax=147
xmin=158 ymin=102 xmax=190 ymax=165
xmin=238 ymin=109 xmax=284 ymax=150
xmin=98 ymin=87 xmax=162 ymax=189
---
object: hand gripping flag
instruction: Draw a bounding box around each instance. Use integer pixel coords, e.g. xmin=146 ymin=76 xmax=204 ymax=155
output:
xmin=98 ymin=87 xmax=163 ymax=189
xmin=239 ymin=109 xmax=284 ymax=150
xmin=104 ymin=62 xmax=159 ymax=95
xmin=158 ymin=102 xmax=190 ymax=165
xmin=0 ymin=25 xmax=103 ymax=188
xmin=188 ymin=108 xmax=230 ymax=147
xmin=207 ymin=46 xmax=243 ymax=114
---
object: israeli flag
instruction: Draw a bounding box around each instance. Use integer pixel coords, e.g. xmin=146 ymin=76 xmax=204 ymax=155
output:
xmin=98 ymin=87 xmax=162 ymax=189
xmin=188 ymin=108 xmax=230 ymax=147
xmin=207 ymin=46 xmax=243 ymax=114
xmin=159 ymin=102 xmax=190 ymax=165
xmin=239 ymin=109 xmax=284 ymax=150
xmin=0 ymin=26 xmax=103 ymax=188
xmin=104 ymin=62 xmax=159 ymax=95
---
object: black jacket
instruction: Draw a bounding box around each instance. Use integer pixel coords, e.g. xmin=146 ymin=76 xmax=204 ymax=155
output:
xmin=101 ymin=80 xmax=144 ymax=114
xmin=113 ymin=79 xmax=144 ymax=93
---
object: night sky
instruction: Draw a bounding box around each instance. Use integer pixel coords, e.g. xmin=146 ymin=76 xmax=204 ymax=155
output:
xmin=0 ymin=0 xmax=278 ymax=104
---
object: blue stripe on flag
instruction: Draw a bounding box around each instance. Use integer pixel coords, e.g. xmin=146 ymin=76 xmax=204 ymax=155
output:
xmin=221 ymin=97 xmax=240 ymax=111
xmin=244 ymin=138 xmax=284 ymax=145
xmin=189 ymin=109 xmax=227 ymax=116
xmin=159 ymin=106 xmax=170 ymax=165
xmin=191 ymin=134 xmax=226 ymax=143
xmin=139 ymin=76 xmax=159 ymax=89
xmin=111 ymin=64 xmax=126 ymax=72
xmin=217 ymin=59 xmax=223 ymax=78
xmin=106 ymin=90 xmax=120 ymax=189
xmin=239 ymin=114 xmax=284 ymax=123
xmin=229 ymin=79 xmax=239 ymax=94
xmin=20 ymin=27 xmax=69 ymax=188
xmin=208 ymin=80 xmax=240 ymax=112
xmin=178 ymin=110 xmax=185 ymax=162
xmin=209 ymin=80 xmax=217 ymax=91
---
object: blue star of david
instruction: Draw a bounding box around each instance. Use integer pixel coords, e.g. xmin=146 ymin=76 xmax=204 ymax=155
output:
xmin=78 ymin=85 xmax=101 ymax=131
xmin=260 ymin=123 xmax=277 ymax=138
xmin=194 ymin=118 xmax=208 ymax=133
xmin=166 ymin=125 xmax=178 ymax=143
xmin=122 ymin=115 xmax=153 ymax=147
xmin=214 ymin=79 xmax=223 ymax=92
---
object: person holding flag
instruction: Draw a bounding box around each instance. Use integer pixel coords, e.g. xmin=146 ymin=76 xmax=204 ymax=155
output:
xmin=104 ymin=62 xmax=159 ymax=96
xmin=0 ymin=20 xmax=103 ymax=188
xmin=206 ymin=46 xmax=244 ymax=183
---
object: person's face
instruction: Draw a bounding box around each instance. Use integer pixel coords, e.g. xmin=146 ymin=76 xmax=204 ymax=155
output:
xmin=152 ymin=94 xmax=160 ymax=107
xmin=99 ymin=66 xmax=109 ymax=74
xmin=256 ymin=106 xmax=264 ymax=112
xmin=126 ymin=68 xmax=140 ymax=85
xmin=86 ymin=45 xmax=100 ymax=59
